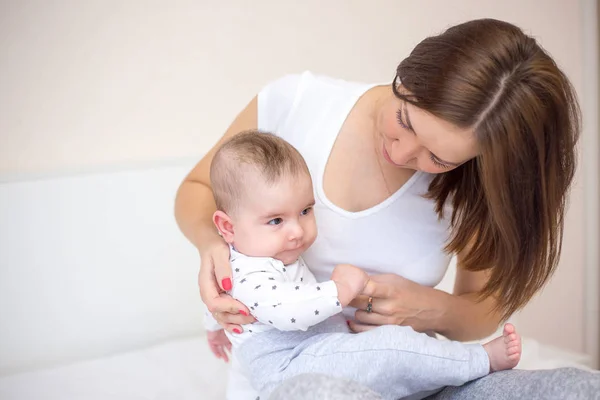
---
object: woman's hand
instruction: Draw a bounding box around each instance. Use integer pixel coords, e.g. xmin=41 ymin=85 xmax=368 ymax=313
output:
xmin=199 ymin=237 xmax=255 ymax=333
xmin=347 ymin=274 xmax=445 ymax=333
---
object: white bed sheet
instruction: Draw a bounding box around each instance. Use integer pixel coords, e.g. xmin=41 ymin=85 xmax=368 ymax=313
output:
xmin=0 ymin=334 xmax=592 ymax=400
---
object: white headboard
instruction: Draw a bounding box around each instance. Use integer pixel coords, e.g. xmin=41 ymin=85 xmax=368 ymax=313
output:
xmin=0 ymin=163 xmax=458 ymax=376
xmin=0 ymin=164 xmax=205 ymax=376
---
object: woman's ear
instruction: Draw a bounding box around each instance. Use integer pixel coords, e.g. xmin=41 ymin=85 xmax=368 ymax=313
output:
xmin=213 ymin=210 xmax=235 ymax=243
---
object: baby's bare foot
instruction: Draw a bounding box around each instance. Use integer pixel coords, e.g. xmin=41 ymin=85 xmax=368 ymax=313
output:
xmin=483 ymin=323 xmax=522 ymax=372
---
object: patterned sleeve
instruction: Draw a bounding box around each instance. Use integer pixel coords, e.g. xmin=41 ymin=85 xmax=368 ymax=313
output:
xmin=231 ymin=269 xmax=342 ymax=331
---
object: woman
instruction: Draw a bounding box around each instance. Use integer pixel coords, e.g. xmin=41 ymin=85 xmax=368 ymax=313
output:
xmin=175 ymin=18 xmax=598 ymax=399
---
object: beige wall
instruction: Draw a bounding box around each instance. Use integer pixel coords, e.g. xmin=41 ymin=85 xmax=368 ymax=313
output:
xmin=0 ymin=1 xmax=592 ymax=355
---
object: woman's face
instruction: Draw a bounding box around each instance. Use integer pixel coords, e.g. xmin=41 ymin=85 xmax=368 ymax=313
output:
xmin=375 ymin=90 xmax=479 ymax=174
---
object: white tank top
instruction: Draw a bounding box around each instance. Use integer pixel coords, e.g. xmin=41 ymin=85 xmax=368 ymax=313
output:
xmin=225 ymin=71 xmax=453 ymax=400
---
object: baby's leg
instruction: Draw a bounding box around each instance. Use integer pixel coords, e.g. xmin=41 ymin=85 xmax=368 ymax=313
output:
xmin=276 ymin=324 xmax=519 ymax=400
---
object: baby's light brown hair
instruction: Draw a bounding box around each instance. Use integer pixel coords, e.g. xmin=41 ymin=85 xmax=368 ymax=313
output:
xmin=210 ymin=130 xmax=310 ymax=214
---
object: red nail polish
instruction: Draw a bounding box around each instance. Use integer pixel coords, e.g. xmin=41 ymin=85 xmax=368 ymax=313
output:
xmin=222 ymin=278 xmax=232 ymax=291
xmin=346 ymin=320 xmax=351 ymax=326
xmin=239 ymin=310 xmax=248 ymax=316
xmin=233 ymin=328 xmax=241 ymax=334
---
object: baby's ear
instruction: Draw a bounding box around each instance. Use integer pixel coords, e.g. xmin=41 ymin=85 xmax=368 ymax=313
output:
xmin=213 ymin=210 xmax=235 ymax=243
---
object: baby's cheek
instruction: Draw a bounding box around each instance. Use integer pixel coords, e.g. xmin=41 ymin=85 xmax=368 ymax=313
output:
xmin=306 ymin=226 xmax=318 ymax=246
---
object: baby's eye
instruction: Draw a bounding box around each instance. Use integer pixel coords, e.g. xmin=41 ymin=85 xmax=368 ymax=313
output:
xmin=301 ymin=207 xmax=312 ymax=216
xmin=268 ymin=218 xmax=283 ymax=225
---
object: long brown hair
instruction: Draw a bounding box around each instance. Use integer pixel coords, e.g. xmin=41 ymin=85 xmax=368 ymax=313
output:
xmin=394 ymin=19 xmax=581 ymax=320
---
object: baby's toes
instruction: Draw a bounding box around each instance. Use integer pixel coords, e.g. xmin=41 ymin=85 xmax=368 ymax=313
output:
xmin=504 ymin=333 xmax=518 ymax=344
xmin=503 ymin=323 xmax=516 ymax=335
xmin=507 ymin=345 xmax=521 ymax=356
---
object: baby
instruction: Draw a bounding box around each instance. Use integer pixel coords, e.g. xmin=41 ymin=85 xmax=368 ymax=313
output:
xmin=204 ymin=130 xmax=521 ymax=400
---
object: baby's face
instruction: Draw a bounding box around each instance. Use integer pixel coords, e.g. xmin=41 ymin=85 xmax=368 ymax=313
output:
xmin=231 ymin=172 xmax=317 ymax=265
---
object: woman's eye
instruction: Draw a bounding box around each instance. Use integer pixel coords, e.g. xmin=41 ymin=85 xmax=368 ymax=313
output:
xmin=429 ymin=154 xmax=450 ymax=169
xmin=396 ymin=109 xmax=410 ymax=130
xmin=268 ymin=218 xmax=283 ymax=225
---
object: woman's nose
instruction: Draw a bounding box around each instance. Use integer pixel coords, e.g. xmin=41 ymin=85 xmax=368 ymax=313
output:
xmin=391 ymin=135 xmax=421 ymax=166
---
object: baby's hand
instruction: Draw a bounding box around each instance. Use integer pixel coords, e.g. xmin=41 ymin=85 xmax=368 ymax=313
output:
xmin=331 ymin=264 xmax=370 ymax=307
xmin=206 ymin=329 xmax=232 ymax=362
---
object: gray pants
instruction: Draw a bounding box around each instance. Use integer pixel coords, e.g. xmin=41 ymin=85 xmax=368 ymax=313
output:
xmin=238 ymin=317 xmax=490 ymax=400
xmin=269 ymin=368 xmax=600 ymax=400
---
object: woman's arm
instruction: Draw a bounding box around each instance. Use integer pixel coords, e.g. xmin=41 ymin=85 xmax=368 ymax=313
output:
xmin=432 ymin=266 xmax=504 ymax=341
xmin=427 ymin=236 xmax=505 ymax=341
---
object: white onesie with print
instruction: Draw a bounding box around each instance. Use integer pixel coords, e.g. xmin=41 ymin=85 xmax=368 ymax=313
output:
xmin=204 ymin=247 xmax=342 ymax=348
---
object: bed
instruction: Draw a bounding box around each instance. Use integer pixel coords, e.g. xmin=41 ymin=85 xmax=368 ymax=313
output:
xmin=0 ymin=334 xmax=592 ymax=400
xmin=0 ymin=163 xmax=593 ymax=399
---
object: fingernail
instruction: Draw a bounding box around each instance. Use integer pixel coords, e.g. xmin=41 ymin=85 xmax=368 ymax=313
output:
xmin=346 ymin=320 xmax=351 ymax=326
xmin=233 ymin=328 xmax=241 ymax=334
xmin=222 ymin=278 xmax=232 ymax=291
xmin=239 ymin=310 xmax=248 ymax=316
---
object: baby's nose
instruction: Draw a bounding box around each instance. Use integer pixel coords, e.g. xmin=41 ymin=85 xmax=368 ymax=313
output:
xmin=288 ymin=222 xmax=304 ymax=240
